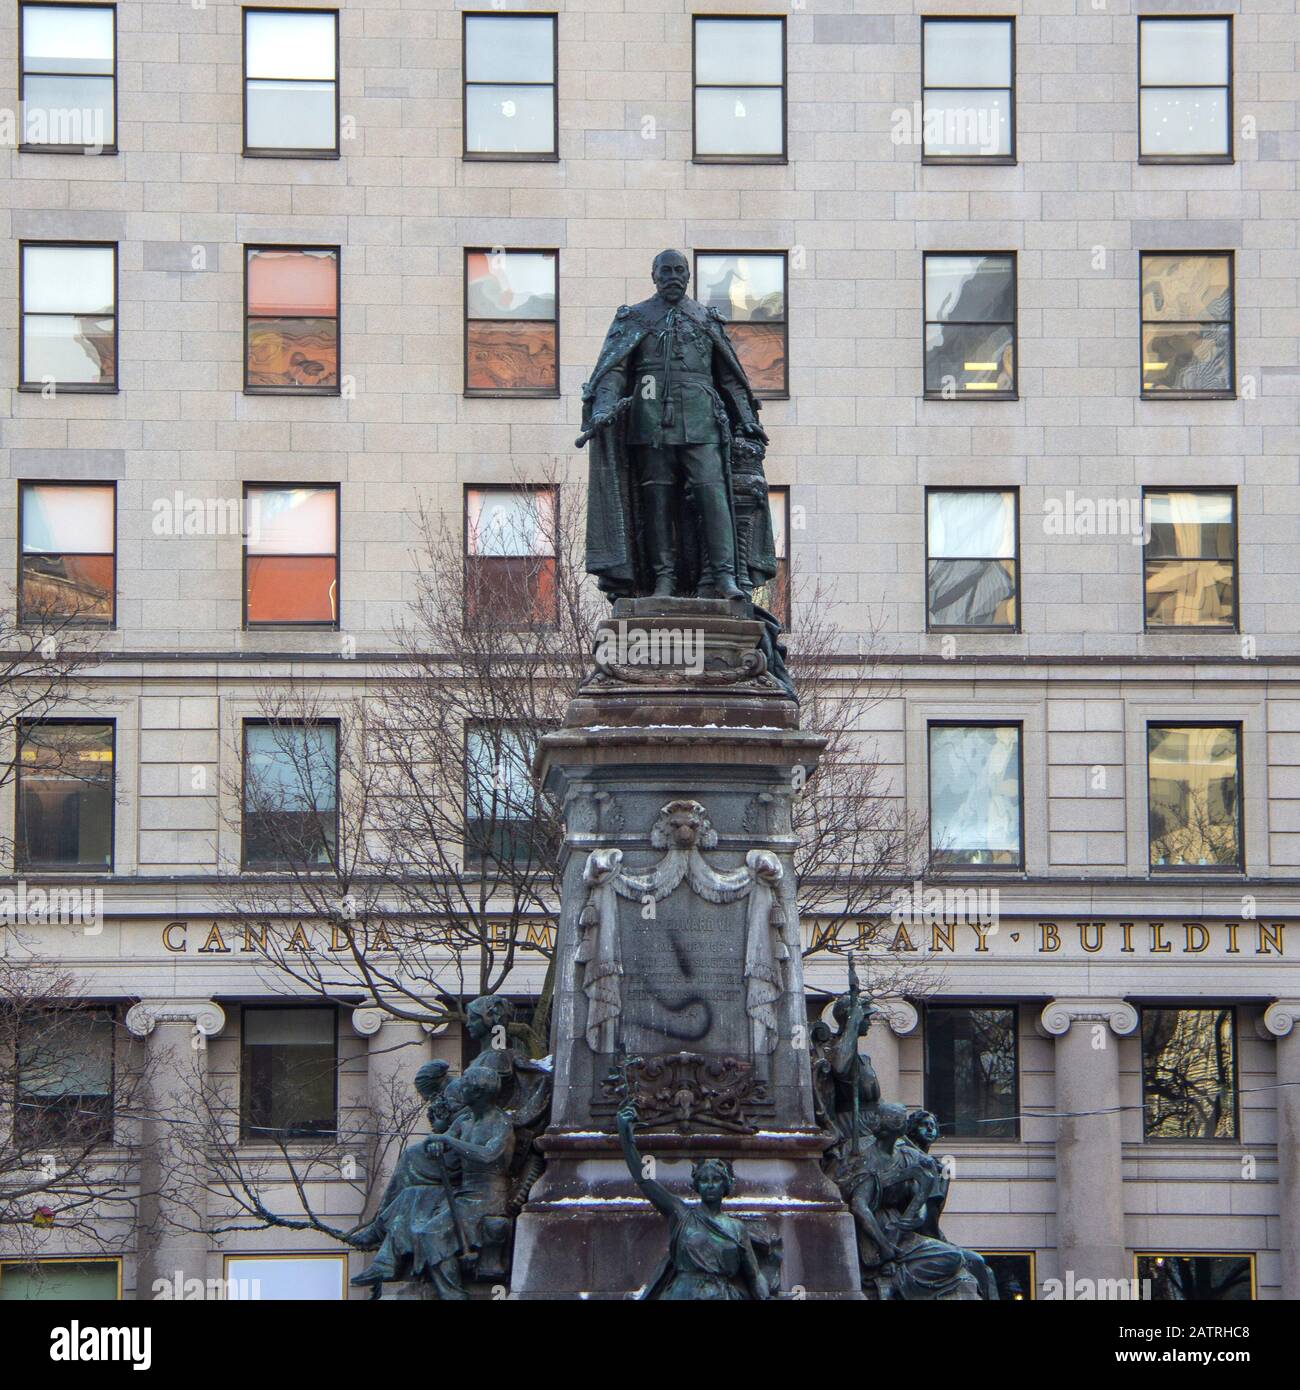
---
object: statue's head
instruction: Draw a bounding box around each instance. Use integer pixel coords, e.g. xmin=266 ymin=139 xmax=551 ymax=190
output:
xmin=870 ymin=1102 xmax=909 ymax=1149
xmin=651 ymin=249 xmax=690 ymax=304
xmin=831 ymin=993 xmax=878 ymax=1037
xmin=413 ymin=1058 xmax=451 ymax=1100
xmin=907 ymin=1109 xmax=941 ymax=1150
xmin=458 ymin=1067 xmax=501 ymax=1109
xmin=690 ymin=1157 xmax=735 ymax=1205
xmin=465 ymin=994 xmax=514 ymax=1043
xmin=650 ymin=799 xmax=718 ymax=852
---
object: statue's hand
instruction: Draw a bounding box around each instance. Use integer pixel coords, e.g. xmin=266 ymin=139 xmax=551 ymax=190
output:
xmin=739 ymin=421 xmax=769 ymax=445
xmin=590 ymin=409 xmax=615 ymax=431
xmin=616 ymin=1100 xmax=638 ymax=1135
xmin=424 ymin=1136 xmax=446 ymax=1154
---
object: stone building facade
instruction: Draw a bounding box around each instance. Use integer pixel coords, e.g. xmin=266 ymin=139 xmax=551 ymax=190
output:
xmin=1 ymin=0 xmax=1297 ymax=1300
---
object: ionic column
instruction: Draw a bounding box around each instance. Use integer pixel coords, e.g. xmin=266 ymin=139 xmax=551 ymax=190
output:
xmin=351 ymin=1008 xmax=434 ymax=1217
xmin=126 ymin=999 xmax=226 ymax=1299
xmin=1264 ymin=1000 xmax=1300 ymax=1300
xmin=1040 ymin=998 xmax=1137 ymax=1287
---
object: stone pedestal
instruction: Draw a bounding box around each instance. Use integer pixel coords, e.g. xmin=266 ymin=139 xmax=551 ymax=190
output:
xmin=512 ymin=599 xmax=861 ymax=1298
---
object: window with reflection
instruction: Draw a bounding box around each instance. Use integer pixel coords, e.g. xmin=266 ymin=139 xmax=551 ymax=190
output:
xmin=981 ymin=1252 xmax=1035 ymax=1300
xmin=927 ymin=489 xmax=1017 ymax=631
xmin=693 ymin=17 xmax=785 ymax=161
xmin=224 ymin=1255 xmax=347 ymax=1300
xmin=1136 ymin=1253 xmax=1253 ymax=1301
xmin=1148 ymin=723 xmax=1240 ymax=869
xmin=465 ymin=486 xmax=558 ymax=627
xmin=924 ymin=1004 xmax=1019 ymax=1139
xmin=16 ymin=720 xmax=114 ymax=870
xmin=465 ymin=249 xmax=558 ymax=395
xmin=928 ymin=724 xmax=1022 ymax=868
xmin=16 ymin=1009 xmax=114 ymax=1147
xmin=924 ymin=254 xmax=1015 ymax=398
xmin=243 ymin=720 xmax=339 ymax=868
xmin=1141 ymin=1007 xmax=1237 ymax=1140
xmin=695 ymin=252 xmax=787 ymax=396
xmin=463 ymin=12 xmax=556 ymax=158
xmin=20 ymin=3 xmax=116 ymax=152
xmin=921 ymin=18 xmax=1013 ymax=161
xmin=1139 ymin=17 xmax=1231 ymax=161
xmin=20 ymin=242 xmax=116 ymax=390
xmin=753 ymin=486 xmax=789 ymax=626
xmin=1143 ymin=489 xmax=1235 ymax=630
xmin=243 ymin=8 xmax=338 ymax=155
xmin=0 ymin=1259 xmax=120 ymax=1301
xmin=244 ymin=485 xmax=338 ymax=626
xmin=19 ymin=482 xmax=115 ymax=625
xmin=245 ymin=247 xmax=339 ymax=392
xmin=1140 ymin=252 xmax=1233 ymax=397
xmin=465 ymin=723 xmax=540 ymax=867
xmin=240 ymin=1007 xmax=337 ymax=1139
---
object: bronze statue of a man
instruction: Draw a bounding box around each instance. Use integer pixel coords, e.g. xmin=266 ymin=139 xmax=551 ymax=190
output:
xmin=578 ymin=250 xmax=777 ymax=602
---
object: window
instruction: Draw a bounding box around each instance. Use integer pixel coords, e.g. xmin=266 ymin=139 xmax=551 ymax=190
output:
xmin=753 ymin=486 xmax=789 ymax=626
xmin=1141 ymin=1007 xmax=1237 ymax=1140
xmin=464 ymin=249 xmax=558 ymax=396
xmin=19 ymin=3 xmax=116 ymax=152
xmin=1137 ymin=1254 xmax=1253 ymax=1301
xmin=981 ymin=1252 xmax=1035 ymax=1301
xmin=695 ymin=252 xmax=787 ymax=396
xmin=0 ymin=1259 xmax=120 ymax=1301
xmin=19 ymin=482 xmax=115 ymax=625
xmin=245 ymin=246 xmax=339 ymax=393
xmin=240 ymin=1007 xmax=337 ymax=1139
xmin=1139 ymin=17 xmax=1231 ymax=161
xmin=465 ymin=486 xmax=558 ymax=627
xmin=924 ymin=253 xmax=1015 ymax=398
xmin=243 ymin=8 xmax=338 ymax=156
xmin=928 ymin=723 xmax=1022 ymax=868
xmin=1140 ymin=252 xmax=1234 ymax=398
xmin=20 ymin=242 xmax=116 ymax=391
xmin=224 ymin=1254 xmax=348 ymax=1300
xmin=924 ymin=1004 xmax=1019 ymax=1140
xmin=242 ymin=720 xmax=339 ymax=869
xmin=1143 ymin=489 xmax=1236 ymax=630
xmin=1148 ymin=723 xmax=1241 ymax=870
xmin=463 ymin=12 xmax=557 ymax=159
xmin=926 ymin=489 xmax=1017 ymax=631
xmin=16 ymin=720 xmax=114 ymax=870
xmin=243 ymin=485 xmax=339 ymax=626
xmin=465 ymin=723 xmax=539 ymax=866
xmin=921 ymin=17 xmax=1014 ymax=162
xmin=693 ymin=16 xmax=785 ymax=162
xmin=16 ymin=1009 xmax=114 ymax=1147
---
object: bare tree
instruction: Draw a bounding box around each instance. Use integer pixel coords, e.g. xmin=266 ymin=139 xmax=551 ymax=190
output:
xmin=217 ymin=471 xmax=931 ymax=1035
xmin=0 ymin=952 xmax=153 ymax=1266
xmin=162 ymin=1040 xmax=424 ymax=1251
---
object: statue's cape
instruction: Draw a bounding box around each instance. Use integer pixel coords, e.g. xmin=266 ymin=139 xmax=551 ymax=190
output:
xmin=580 ymin=295 xmax=776 ymax=598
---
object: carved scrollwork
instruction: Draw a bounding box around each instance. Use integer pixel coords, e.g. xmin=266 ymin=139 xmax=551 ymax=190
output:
xmin=601 ymin=1051 xmax=767 ymax=1133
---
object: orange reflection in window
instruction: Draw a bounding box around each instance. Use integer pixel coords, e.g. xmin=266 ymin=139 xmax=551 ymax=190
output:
xmin=247 ymin=556 xmax=337 ymax=624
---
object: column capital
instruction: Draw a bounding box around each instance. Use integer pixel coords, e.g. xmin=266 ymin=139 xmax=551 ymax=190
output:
xmin=352 ymin=1005 xmax=450 ymax=1038
xmin=876 ymin=998 xmax=919 ymax=1037
xmin=1039 ymin=997 xmax=1138 ymax=1039
xmin=126 ymin=999 xmax=226 ymax=1039
xmin=1263 ymin=1000 xmax=1300 ymax=1039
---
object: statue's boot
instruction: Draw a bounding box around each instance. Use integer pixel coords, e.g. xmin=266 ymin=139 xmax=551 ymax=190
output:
xmin=347 ymin=1218 xmax=385 ymax=1250
xmin=639 ymin=482 xmax=678 ymax=597
xmin=691 ymin=482 xmax=744 ymax=600
xmin=349 ymin=1249 xmax=398 ymax=1286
